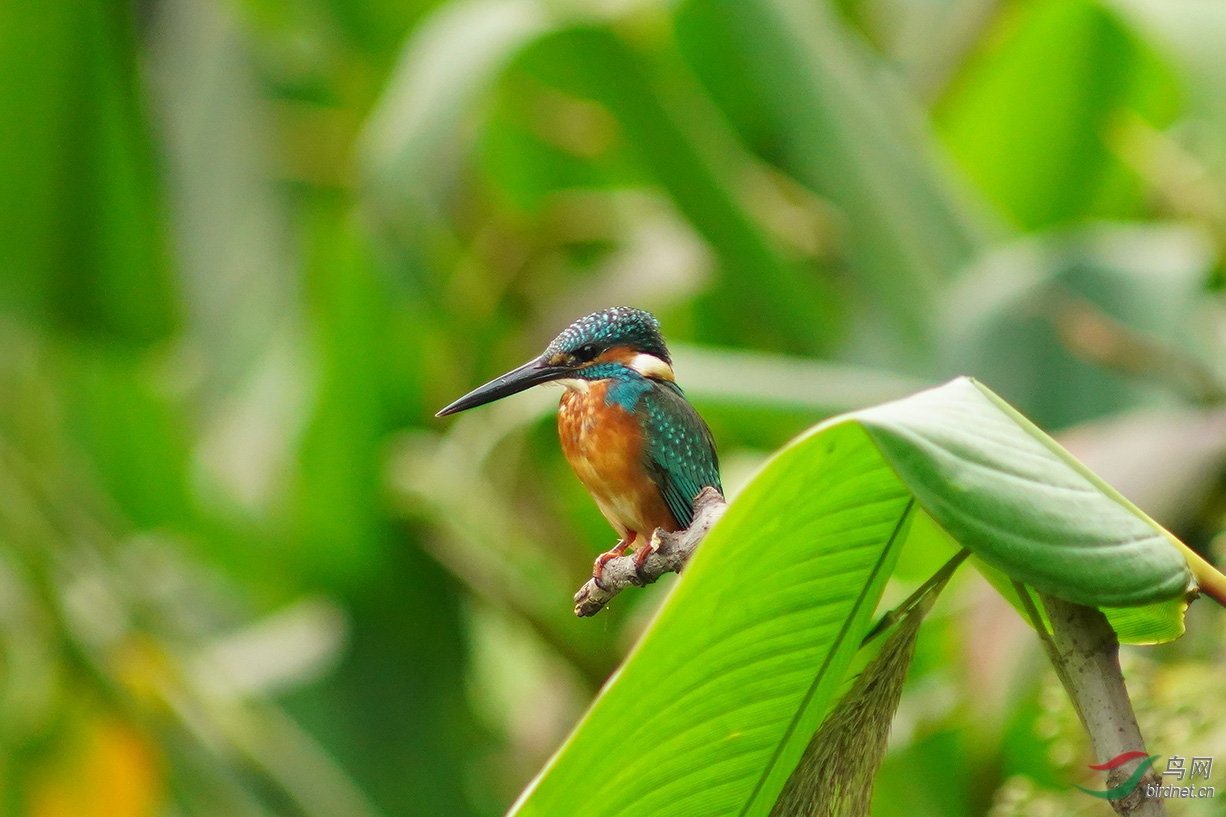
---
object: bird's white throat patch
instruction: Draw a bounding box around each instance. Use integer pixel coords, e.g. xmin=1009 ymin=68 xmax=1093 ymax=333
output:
xmin=555 ymin=378 xmax=590 ymax=393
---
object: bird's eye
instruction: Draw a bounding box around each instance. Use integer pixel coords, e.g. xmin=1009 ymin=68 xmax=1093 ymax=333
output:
xmin=573 ymin=343 xmax=599 ymax=362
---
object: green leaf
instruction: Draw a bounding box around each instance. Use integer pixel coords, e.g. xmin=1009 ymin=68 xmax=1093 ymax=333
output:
xmin=511 ymin=421 xmax=914 ymax=817
xmin=508 ymin=377 xmax=1192 ymax=817
xmin=858 ymin=378 xmax=1192 ymax=608
xmin=0 ymin=0 xmax=175 ymax=344
xmin=359 ymin=0 xmax=554 ymax=213
xmin=552 ymin=26 xmax=838 ymax=354
xmin=703 ymin=0 xmax=987 ymax=351
xmin=938 ymin=0 xmax=1178 ymax=228
xmin=974 ymin=556 xmax=1188 ymax=646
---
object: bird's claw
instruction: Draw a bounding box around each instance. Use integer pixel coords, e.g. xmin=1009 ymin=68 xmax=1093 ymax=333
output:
xmin=591 ymin=555 xmax=612 ymax=590
xmin=629 ymin=530 xmax=663 ymax=586
xmin=592 ymin=541 xmax=629 ymax=589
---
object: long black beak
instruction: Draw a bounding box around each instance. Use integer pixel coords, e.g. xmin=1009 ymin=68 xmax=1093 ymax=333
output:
xmin=436 ymin=356 xmax=572 ymax=417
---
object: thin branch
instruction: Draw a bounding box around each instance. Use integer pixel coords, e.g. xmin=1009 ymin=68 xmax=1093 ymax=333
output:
xmin=573 ymin=488 xmax=727 ymax=617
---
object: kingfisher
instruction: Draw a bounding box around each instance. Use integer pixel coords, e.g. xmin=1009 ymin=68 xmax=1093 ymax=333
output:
xmin=437 ymin=307 xmax=723 ymax=582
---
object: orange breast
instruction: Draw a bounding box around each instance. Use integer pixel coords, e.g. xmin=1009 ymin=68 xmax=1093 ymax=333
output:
xmin=558 ymin=383 xmax=680 ymax=544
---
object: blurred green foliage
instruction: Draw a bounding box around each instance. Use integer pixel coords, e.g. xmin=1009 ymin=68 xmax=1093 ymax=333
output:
xmin=1 ymin=0 xmax=1225 ymax=815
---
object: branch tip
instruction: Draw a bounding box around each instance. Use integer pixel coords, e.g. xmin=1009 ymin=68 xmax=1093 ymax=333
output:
xmin=573 ymin=488 xmax=726 ymax=617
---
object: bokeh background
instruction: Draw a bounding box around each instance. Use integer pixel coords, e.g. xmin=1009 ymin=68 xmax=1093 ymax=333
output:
xmin=3 ymin=0 xmax=1226 ymax=814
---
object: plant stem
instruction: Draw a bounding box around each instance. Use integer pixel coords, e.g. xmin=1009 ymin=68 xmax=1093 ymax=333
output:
xmin=1170 ymin=540 xmax=1226 ymax=608
xmin=1038 ymin=593 xmax=1167 ymax=817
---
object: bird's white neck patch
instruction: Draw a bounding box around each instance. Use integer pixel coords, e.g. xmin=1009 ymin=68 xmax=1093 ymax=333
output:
xmin=554 ymin=378 xmax=590 ymax=393
xmin=628 ymin=353 xmax=675 ymax=381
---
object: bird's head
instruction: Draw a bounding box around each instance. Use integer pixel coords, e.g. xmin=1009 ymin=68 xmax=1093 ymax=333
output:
xmin=436 ymin=306 xmax=674 ymax=417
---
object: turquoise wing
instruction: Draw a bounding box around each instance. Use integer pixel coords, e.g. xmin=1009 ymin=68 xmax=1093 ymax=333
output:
xmin=639 ymin=382 xmax=723 ymax=528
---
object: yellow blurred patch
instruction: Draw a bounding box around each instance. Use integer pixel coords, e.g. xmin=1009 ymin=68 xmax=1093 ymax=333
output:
xmin=29 ymin=716 xmax=161 ymax=817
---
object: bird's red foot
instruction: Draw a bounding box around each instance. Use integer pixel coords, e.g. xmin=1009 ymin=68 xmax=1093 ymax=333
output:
xmin=592 ymin=539 xmax=631 ymax=588
xmin=629 ymin=532 xmax=662 ymax=586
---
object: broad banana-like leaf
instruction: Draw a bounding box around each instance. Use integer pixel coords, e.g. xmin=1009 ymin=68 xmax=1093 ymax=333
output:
xmin=508 ymin=377 xmax=1194 ymax=817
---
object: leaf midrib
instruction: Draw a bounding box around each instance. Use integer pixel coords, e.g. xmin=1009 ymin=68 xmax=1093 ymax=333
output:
xmin=737 ymin=497 xmax=915 ymax=817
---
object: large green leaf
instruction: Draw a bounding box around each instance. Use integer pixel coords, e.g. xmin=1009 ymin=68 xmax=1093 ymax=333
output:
xmin=508 ymin=377 xmax=1193 ymax=817
xmin=510 ymin=421 xmax=913 ymax=817
xmin=858 ymin=378 xmax=1192 ymax=607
